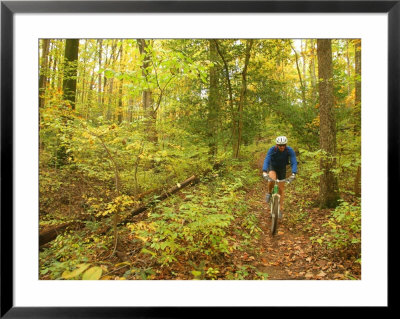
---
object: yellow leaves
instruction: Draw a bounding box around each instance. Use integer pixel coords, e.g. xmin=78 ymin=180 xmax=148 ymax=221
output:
xmin=82 ymin=266 xmax=103 ymax=280
xmin=96 ymin=203 xmax=116 ymax=217
xmin=61 ymin=264 xmax=104 ymax=280
xmin=115 ymin=261 xmax=131 ymax=268
xmin=95 ymin=195 xmax=135 ymax=217
xmin=135 ymin=221 xmax=156 ymax=231
xmin=136 ymin=235 xmax=149 ymax=243
xmin=62 ymin=263 xmax=90 ymax=279
xmin=344 ymin=88 xmax=356 ymax=107
xmin=127 ymin=221 xmax=156 ymax=243
xmin=305 ymin=115 xmax=320 ymax=129
xmin=247 ymin=83 xmax=257 ymax=92
xmin=125 ymin=141 xmax=143 ymax=151
xmin=159 ymin=150 xmax=168 ymax=157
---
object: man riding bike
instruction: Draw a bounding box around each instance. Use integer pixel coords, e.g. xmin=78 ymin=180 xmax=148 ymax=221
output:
xmin=262 ymin=136 xmax=298 ymax=218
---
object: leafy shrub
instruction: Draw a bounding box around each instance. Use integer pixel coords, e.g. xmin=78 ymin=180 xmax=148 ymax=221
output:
xmin=311 ymin=199 xmax=361 ymax=250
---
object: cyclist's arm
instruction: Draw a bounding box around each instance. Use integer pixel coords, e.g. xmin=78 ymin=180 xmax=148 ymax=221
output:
xmin=262 ymin=147 xmax=274 ymax=172
xmin=288 ymin=147 xmax=298 ymax=174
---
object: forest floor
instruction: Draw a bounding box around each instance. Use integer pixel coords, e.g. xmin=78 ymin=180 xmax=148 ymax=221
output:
xmin=39 ymin=153 xmax=361 ymax=281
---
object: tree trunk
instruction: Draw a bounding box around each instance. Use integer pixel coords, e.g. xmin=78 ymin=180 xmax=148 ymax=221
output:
xmin=97 ymin=39 xmax=103 ymax=108
xmin=345 ymin=39 xmax=352 ymax=100
xmin=234 ymin=39 xmax=253 ymax=158
xmin=290 ymin=41 xmax=306 ymax=107
xmin=354 ymin=39 xmax=361 ymax=132
xmin=309 ymin=40 xmax=318 ymax=105
xmin=80 ymin=40 xmax=88 ymax=106
xmin=208 ymin=39 xmax=219 ymax=158
xmin=117 ymin=42 xmax=124 ymax=124
xmin=39 ymin=39 xmax=50 ymax=108
xmin=137 ymin=39 xmax=157 ymax=141
xmin=317 ymin=39 xmax=339 ymax=208
xmin=62 ymin=39 xmax=80 ymax=110
xmin=302 ymin=40 xmax=307 ymax=90
xmin=354 ymin=39 xmax=362 ymax=196
xmin=213 ymin=40 xmax=234 ymax=154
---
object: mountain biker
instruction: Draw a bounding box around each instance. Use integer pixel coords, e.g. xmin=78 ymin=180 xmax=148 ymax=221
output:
xmin=262 ymin=136 xmax=297 ymax=217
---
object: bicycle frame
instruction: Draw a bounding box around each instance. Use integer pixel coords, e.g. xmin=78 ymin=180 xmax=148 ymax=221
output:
xmin=263 ymin=175 xmax=292 ymax=235
xmin=266 ymin=176 xmax=291 ymax=208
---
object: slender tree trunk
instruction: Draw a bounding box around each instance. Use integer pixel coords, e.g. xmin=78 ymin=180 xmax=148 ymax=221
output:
xmin=234 ymin=39 xmax=253 ymax=158
xmin=137 ymin=39 xmax=157 ymax=141
xmin=290 ymin=41 xmax=306 ymax=107
xmin=39 ymin=39 xmax=50 ymax=108
xmin=57 ymin=40 xmax=65 ymax=90
xmin=317 ymin=39 xmax=339 ymax=208
xmin=213 ymin=40 xmax=234 ymax=152
xmin=345 ymin=39 xmax=352 ymax=100
xmin=208 ymin=39 xmax=219 ymax=158
xmin=87 ymin=69 xmax=95 ymax=120
xmin=62 ymin=39 xmax=79 ymax=110
xmin=117 ymin=42 xmax=124 ymax=124
xmin=80 ymin=40 xmax=88 ymax=106
xmin=354 ymin=39 xmax=361 ymax=131
xmin=354 ymin=39 xmax=362 ymax=196
xmin=309 ymin=40 xmax=318 ymax=105
xmin=302 ymin=40 xmax=307 ymax=90
xmin=97 ymin=39 xmax=103 ymax=107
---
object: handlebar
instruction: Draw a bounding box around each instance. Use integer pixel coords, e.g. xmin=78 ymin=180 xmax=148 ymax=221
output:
xmin=262 ymin=175 xmax=293 ymax=184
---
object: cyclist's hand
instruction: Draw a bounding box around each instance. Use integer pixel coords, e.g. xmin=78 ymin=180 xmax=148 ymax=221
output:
xmin=288 ymin=173 xmax=296 ymax=182
xmin=262 ymin=171 xmax=269 ymax=179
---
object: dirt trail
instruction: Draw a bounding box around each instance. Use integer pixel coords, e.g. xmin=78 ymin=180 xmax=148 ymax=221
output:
xmin=242 ymin=152 xmax=360 ymax=280
xmin=244 ymin=177 xmax=309 ymax=280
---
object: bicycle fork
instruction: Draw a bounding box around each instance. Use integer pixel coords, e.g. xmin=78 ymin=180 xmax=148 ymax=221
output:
xmin=271 ymin=184 xmax=281 ymax=219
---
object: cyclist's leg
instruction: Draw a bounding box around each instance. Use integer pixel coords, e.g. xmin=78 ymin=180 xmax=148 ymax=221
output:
xmin=276 ymin=168 xmax=286 ymax=211
xmin=268 ymin=170 xmax=277 ymax=194
xmin=278 ymin=182 xmax=285 ymax=211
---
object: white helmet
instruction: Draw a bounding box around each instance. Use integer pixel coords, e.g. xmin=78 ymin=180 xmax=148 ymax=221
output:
xmin=276 ymin=136 xmax=288 ymax=145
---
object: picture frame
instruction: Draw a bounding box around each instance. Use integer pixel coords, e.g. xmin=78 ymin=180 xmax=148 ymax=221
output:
xmin=1 ymin=0 xmax=395 ymax=317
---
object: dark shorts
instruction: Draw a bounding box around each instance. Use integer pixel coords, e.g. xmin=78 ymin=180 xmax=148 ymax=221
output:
xmin=269 ymin=166 xmax=286 ymax=180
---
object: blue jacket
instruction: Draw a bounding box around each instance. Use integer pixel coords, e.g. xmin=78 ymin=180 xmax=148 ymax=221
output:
xmin=262 ymin=145 xmax=298 ymax=174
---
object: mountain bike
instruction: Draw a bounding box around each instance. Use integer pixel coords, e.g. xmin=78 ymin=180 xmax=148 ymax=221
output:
xmin=263 ymin=175 xmax=293 ymax=236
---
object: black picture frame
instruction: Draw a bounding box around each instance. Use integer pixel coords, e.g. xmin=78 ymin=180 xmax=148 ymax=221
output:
xmin=1 ymin=0 xmax=395 ymax=317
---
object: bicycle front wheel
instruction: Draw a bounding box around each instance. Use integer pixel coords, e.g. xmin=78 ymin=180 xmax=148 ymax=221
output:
xmin=271 ymin=196 xmax=279 ymax=236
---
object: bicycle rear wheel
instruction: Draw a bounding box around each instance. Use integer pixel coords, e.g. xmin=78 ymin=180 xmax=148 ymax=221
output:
xmin=271 ymin=196 xmax=279 ymax=236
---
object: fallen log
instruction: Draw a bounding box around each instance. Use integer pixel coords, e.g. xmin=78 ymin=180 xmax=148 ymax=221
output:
xmin=39 ymin=164 xmax=221 ymax=246
xmin=39 ymin=175 xmax=199 ymax=245
xmin=97 ymin=175 xmax=200 ymax=236
xmin=126 ymin=174 xmax=199 ymax=221
xmin=39 ymin=221 xmax=84 ymax=246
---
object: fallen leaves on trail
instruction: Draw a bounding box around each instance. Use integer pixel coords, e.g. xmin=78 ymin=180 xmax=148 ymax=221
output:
xmin=245 ymin=176 xmax=361 ymax=280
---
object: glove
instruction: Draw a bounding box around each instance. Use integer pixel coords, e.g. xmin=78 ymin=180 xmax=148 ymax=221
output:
xmin=288 ymin=173 xmax=296 ymax=182
xmin=262 ymin=171 xmax=269 ymax=179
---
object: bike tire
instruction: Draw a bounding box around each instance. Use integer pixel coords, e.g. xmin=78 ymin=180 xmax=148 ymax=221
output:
xmin=271 ymin=196 xmax=279 ymax=236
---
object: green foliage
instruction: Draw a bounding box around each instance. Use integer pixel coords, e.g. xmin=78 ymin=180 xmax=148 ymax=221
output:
xmin=311 ymin=199 xmax=361 ymax=250
xmin=39 ymin=229 xmax=111 ymax=279
xmin=127 ymin=158 xmax=260 ymax=268
xmin=226 ymin=265 xmax=269 ymax=280
xmin=129 ymin=183 xmax=236 ymax=265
